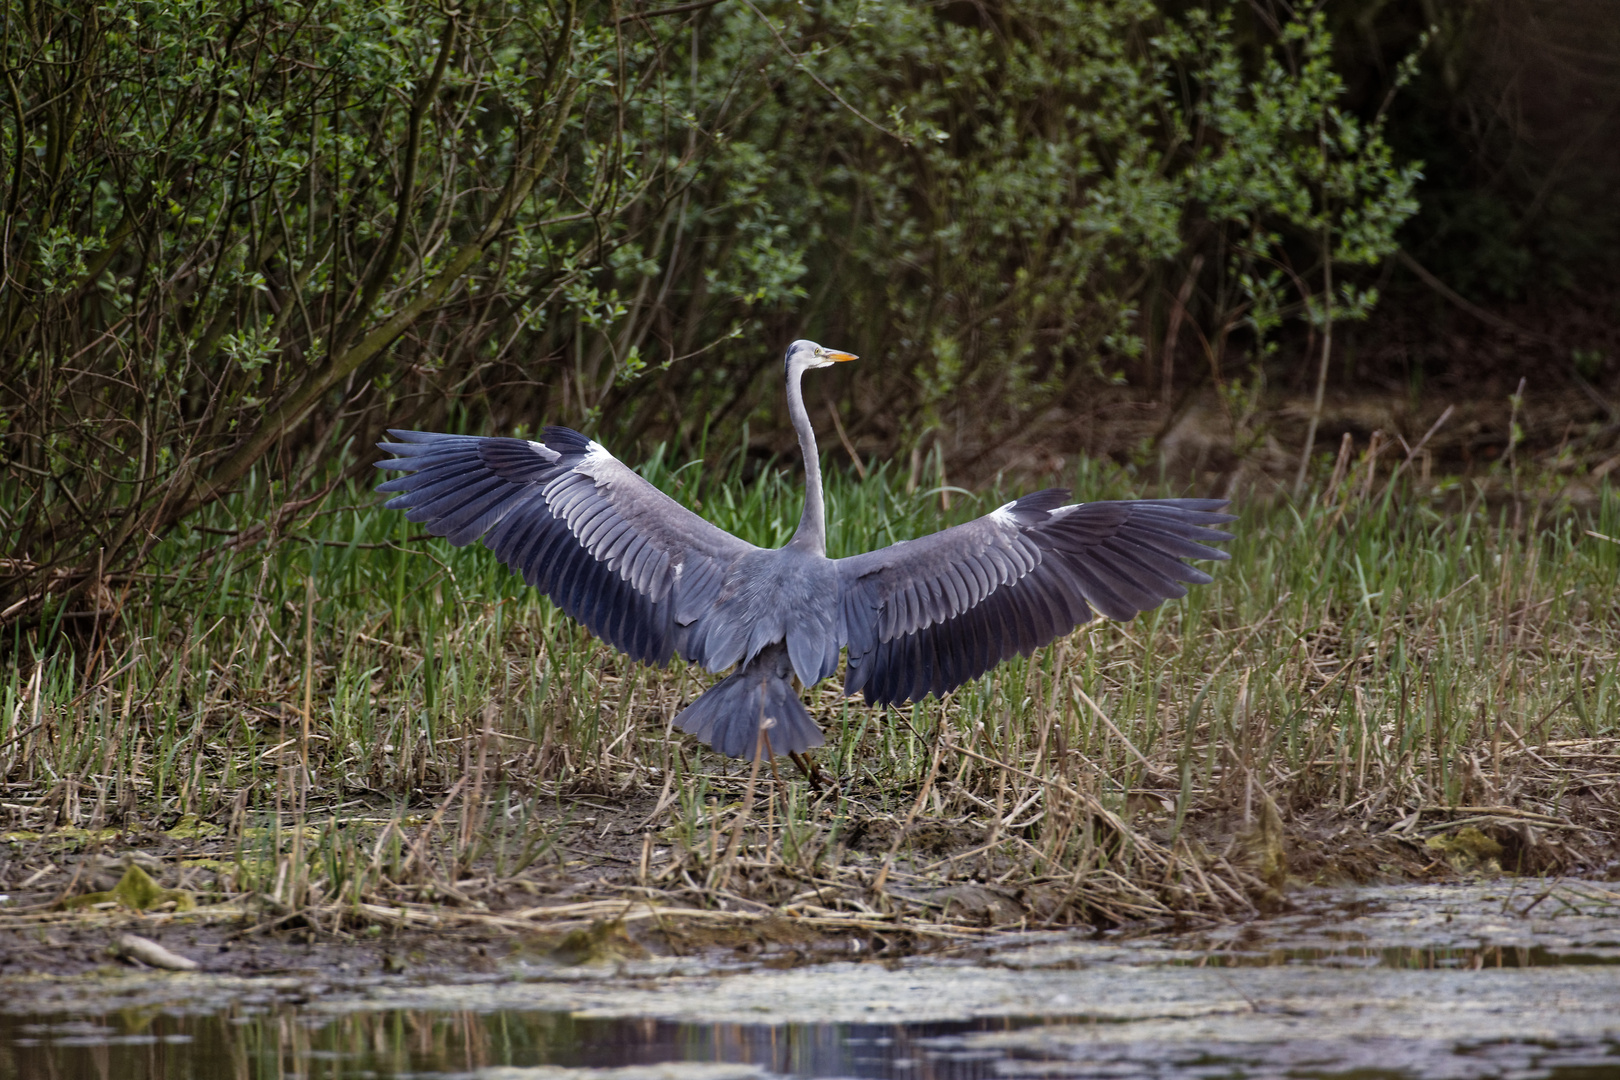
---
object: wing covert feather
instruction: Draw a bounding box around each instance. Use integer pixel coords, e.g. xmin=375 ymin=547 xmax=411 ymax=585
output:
xmin=375 ymin=428 xmax=758 ymax=665
xmin=837 ymin=492 xmax=1235 ymax=706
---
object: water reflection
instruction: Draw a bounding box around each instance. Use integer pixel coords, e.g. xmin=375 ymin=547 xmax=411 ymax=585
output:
xmin=10 ymin=884 xmax=1620 ymax=1079
xmin=5 ymin=1008 xmax=1620 ymax=1080
xmin=0 ymin=1009 xmax=1038 ymax=1080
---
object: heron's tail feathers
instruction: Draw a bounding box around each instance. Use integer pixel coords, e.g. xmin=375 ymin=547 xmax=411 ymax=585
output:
xmin=673 ymin=643 xmax=824 ymax=761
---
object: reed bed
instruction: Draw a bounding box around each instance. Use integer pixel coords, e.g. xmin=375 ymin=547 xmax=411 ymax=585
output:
xmin=2 ymin=440 xmax=1617 ymax=943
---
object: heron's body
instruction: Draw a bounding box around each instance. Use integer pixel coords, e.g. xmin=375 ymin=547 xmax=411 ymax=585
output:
xmin=377 ymin=340 xmax=1235 ymax=760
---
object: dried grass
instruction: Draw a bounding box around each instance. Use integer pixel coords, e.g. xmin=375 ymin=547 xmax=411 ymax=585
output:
xmin=2 ymin=448 xmax=1617 ymax=944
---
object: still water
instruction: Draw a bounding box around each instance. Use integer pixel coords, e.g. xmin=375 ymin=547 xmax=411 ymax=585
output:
xmin=6 ymin=1009 xmax=1619 ymax=1080
xmin=10 ymin=1013 xmax=1027 ymax=1080
xmin=4 ymin=883 xmax=1620 ymax=1080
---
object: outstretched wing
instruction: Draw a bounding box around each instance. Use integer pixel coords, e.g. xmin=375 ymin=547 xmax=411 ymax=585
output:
xmin=836 ymin=491 xmax=1235 ymax=706
xmin=375 ymin=428 xmax=758 ymax=665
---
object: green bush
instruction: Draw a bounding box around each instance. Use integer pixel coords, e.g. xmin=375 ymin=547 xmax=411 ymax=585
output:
xmin=0 ymin=0 xmax=1416 ymax=618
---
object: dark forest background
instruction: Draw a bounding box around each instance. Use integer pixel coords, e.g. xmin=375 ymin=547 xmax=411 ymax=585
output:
xmin=3 ymin=0 xmax=1618 ymax=620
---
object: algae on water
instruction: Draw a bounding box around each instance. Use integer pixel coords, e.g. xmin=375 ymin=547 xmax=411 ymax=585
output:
xmin=61 ymin=863 xmax=195 ymax=913
xmin=1424 ymin=828 xmax=1505 ymax=872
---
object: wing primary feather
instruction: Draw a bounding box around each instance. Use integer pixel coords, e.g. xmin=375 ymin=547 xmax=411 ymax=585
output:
xmin=552 ymin=542 xmax=595 ymax=616
xmin=881 ymin=637 xmax=905 ymax=706
xmin=1083 ymin=548 xmax=1166 ymax=610
xmin=905 ymin=632 xmax=927 ymax=704
xmin=482 ymin=490 xmax=546 ymax=558
xmin=1015 ymin=578 xmax=1058 ymax=644
xmin=868 ymin=639 xmax=894 ymax=705
xmin=917 ymin=627 xmax=940 ymax=701
xmin=1105 ymin=522 xmax=1230 ymax=561
xmin=963 ymin=603 xmax=990 ymax=679
xmin=1008 ymin=588 xmax=1039 ymax=655
xmin=439 ymin=484 xmax=522 ymax=545
xmin=1103 ymin=536 xmax=1205 ymax=589
xmin=936 ymin=620 xmax=968 ymax=698
xmin=1063 ymin=558 xmax=1138 ymax=621
xmin=390 ymin=470 xmax=503 ymax=513
xmin=521 ymin=521 xmax=573 ymax=591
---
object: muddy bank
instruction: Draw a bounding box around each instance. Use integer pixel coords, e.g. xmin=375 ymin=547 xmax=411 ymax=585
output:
xmin=4 ymin=883 xmax=1620 ymax=1080
xmin=7 ymin=882 xmax=1620 ymax=1015
xmin=3 ymin=783 xmax=1617 ymax=985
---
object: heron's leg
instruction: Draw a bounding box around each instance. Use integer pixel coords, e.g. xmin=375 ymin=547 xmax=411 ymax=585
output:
xmin=787 ymin=750 xmax=814 ymax=784
xmin=787 ymin=750 xmax=836 ymax=793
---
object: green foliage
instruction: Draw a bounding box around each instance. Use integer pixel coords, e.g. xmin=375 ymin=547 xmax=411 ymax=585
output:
xmin=760 ymin=0 xmax=1192 ymax=435
xmin=0 ymin=0 xmax=1419 ymax=611
xmin=0 ymin=0 xmax=782 ymax=607
xmin=1165 ymin=7 xmax=1421 ymax=354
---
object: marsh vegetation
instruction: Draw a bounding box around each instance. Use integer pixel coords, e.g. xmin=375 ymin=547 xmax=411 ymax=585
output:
xmin=2 ymin=440 xmax=1617 ymax=948
xmin=1 ymin=0 xmax=1617 ymax=955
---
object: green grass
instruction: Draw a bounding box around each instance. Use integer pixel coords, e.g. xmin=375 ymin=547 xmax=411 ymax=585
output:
xmin=3 ymin=439 xmax=1618 ymax=928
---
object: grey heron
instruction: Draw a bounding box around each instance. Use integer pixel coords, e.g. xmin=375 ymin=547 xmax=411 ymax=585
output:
xmin=375 ymin=340 xmax=1234 ymax=762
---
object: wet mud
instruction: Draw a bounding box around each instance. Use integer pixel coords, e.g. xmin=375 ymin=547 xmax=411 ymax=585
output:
xmin=3 ymin=882 xmax=1620 ymax=1079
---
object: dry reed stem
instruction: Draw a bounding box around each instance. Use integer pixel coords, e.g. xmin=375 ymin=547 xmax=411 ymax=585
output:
xmin=3 ymin=467 xmax=1616 ymax=938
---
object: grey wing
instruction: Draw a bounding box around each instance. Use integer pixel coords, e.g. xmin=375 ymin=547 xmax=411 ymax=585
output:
xmin=836 ymin=490 xmax=1235 ymax=706
xmin=375 ymin=427 xmax=757 ymax=665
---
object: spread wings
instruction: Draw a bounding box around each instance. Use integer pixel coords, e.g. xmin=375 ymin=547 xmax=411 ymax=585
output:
xmin=375 ymin=428 xmax=757 ymax=665
xmin=836 ymin=491 xmax=1235 ymax=705
xmin=378 ymin=431 xmax=1234 ymax=707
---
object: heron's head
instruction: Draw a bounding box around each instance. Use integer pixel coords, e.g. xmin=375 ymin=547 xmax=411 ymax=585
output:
xmin=783 ymin=339 xmax=858 ymax=374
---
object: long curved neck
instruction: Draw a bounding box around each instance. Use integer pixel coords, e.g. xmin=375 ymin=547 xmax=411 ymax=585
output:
xmin=785 ymin=365 xmax=825 ymax=554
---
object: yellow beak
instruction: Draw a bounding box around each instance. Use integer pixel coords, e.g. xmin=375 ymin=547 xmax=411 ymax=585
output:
xmin=825 ymin=350 xmax=858 ymax=363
